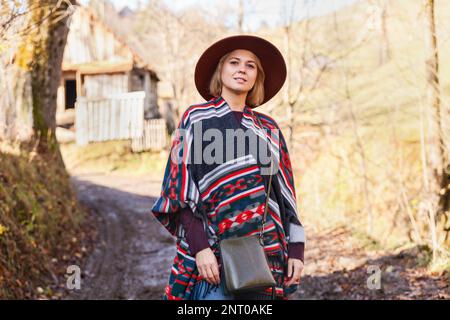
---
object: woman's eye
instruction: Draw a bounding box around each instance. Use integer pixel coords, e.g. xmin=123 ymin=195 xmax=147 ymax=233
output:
xmin=230 ymin=61 xmax=254 ymax=68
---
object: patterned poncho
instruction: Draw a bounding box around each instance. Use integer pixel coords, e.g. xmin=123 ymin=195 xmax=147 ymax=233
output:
xmin=151 ymin=95 xmax=305 ymax=300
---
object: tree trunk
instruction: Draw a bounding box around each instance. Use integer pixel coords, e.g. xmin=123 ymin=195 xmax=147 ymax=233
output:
xmin=422 ymin=0 xmax=449 ymax=260
xmin=378 ymin=0 xmax=390 ymax=65
xmin=26 ymin=0 xmax=73 ymax=164
xmin=237 ymin=0 xmax=244 ymax=32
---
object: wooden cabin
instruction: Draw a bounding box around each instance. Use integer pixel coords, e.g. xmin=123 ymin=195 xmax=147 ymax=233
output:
xmin=56 ymin=5 xmax=166 ymax=151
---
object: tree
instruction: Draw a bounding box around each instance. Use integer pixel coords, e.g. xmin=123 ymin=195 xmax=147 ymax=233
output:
xmin=421 ymin=0 xmax=449 ymax=260
xmin=28 ymin=0 xmax=74 ymax=159
xmin=1 ymin=0 xmax=74 ymax=164
xmin=131 ymin=1 xmax=227 ymax=128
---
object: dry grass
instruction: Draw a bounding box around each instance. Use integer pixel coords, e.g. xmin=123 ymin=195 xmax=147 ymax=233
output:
xmin=60 ymin=140 xmax=168 ymax=179
xmin=258 ymin=0 xmax=450 ymax=271
xmin=0 ymin=141 xmax=88 ymax=299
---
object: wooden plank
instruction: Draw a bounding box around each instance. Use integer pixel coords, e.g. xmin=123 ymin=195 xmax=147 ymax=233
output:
xmin=75 ymin=91 xmax=151 ymax=146
xmin=75 ymin=97 xmax=88 ymax=145
xmin=130 ymin=118 xmax=167 ymax=152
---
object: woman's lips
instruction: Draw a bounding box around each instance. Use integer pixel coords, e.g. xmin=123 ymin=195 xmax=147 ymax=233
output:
xmin=234 ymin=78 xmax=247 ymax=83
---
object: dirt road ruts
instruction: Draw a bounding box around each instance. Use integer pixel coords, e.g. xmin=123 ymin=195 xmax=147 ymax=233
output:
xmin=66 ymin=172 xmax=174 ymax=299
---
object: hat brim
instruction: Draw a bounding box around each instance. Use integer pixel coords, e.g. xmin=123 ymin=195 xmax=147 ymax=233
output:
xmin=194 ymin=35 xmax=287 ymax=108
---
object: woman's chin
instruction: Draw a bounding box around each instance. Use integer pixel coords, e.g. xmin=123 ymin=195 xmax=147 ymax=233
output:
xmin=225 ymin=85 xmax=251 ymax=95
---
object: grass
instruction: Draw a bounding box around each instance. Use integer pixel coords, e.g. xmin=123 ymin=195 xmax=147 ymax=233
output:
xmin=267 ymin=0 xmax=450 ymax=273
xmin=60 ymin=140 xmax=168 ymax=178
xmin=0 ymin=141 xmax=88 ymax=299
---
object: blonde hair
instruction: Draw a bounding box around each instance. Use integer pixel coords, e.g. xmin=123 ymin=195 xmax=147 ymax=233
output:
xmin=209 ymin=50 xmax=265 ymax=108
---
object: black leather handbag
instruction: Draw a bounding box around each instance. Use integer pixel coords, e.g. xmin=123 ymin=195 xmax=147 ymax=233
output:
xmin=218 ymin=111 xmax=277 ymax=299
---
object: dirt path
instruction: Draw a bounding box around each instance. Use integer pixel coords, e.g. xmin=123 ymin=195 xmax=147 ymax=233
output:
xmin=66 ymin=172 xmax=175 ymax=299
xmin=66 ymin=172 xmax=449 ymax=300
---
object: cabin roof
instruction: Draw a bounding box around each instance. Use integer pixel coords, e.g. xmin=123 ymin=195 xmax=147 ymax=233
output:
xmin=62 ymin=60 xmax=133 ymax=74
xmin=63 ymin=6 xmax=159 ymax=81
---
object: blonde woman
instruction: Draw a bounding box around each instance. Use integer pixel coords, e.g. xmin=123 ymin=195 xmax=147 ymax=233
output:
xmin=151 ymin=35 xmax=305 ymax=300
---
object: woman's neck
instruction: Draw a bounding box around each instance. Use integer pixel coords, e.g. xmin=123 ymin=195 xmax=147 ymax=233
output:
xmin=220 ymin=89 xmax=246 ymax=112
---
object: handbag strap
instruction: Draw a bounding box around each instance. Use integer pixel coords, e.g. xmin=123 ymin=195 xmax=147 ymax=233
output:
xmin=250 ymin=109 xmax=275 ymax=244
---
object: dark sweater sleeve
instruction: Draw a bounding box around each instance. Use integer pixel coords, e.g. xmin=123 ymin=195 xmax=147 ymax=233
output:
xmin=288 ymin=242 xmax=304 ymax=263
xmin=179 ymin=206 xmax=211 ymax=256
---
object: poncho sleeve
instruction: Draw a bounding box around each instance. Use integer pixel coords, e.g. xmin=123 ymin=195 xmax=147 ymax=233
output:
xmin=277 ymin=127 xmax=306 ymax=244
xmin=150 ymin=111 xmax=203 ymax=237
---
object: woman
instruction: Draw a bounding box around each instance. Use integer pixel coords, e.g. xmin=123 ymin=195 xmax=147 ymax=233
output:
xmin=151 ymin=35 xmax=305 ymax=300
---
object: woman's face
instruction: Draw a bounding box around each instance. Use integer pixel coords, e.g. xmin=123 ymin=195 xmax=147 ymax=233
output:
xmin=220 ymin=49 xmax=258 ymax=96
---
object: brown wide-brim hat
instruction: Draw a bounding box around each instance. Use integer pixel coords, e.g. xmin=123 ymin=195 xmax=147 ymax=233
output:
xmin=194 ymin=35 xmax=287 ymax=108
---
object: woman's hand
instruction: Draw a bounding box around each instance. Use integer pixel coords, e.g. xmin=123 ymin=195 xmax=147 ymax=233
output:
xmin=284 ymin=258 xmax=304 ymax=286
xmin=195 ymin=247 xmax=220 ymax=285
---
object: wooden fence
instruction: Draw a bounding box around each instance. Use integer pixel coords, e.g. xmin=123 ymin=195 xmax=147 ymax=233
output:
xmin=75 ymin=91 xmax=167 ymax=151
xmin=130 ymin=118 xmax=167 ymax=152
xmin=75 ymin=91 xmax=144 ymax=145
